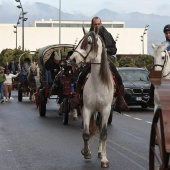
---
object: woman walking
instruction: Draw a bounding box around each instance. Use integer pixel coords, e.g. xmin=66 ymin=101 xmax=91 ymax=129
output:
xmin=0 ymin=66 xmax=6 ymax=103
xmin=4 ymin=69 xmax=19 ymax=102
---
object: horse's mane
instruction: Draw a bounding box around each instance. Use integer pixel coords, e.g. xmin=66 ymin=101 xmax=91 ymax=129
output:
xmin=99 ymin=38 xmax=112 ymax=87
xmin=80 ymin=31 xmax=112 ymax=87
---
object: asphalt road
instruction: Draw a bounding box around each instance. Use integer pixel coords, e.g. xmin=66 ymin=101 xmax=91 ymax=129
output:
xmin=0 ymin=91 xmax=154 ymax=170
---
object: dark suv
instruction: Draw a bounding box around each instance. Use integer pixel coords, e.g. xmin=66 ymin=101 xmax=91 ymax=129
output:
xmin=117 ymin=67 xmax=151 ymax=108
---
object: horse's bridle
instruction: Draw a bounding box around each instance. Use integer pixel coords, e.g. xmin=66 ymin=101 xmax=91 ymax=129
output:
xmin=162 ymin=50 xmax=170 ymax=77
xmin=153 ymin=50 xmax=170 ymax=78
xmin=73 ymin=35 xmax=102 ymax=65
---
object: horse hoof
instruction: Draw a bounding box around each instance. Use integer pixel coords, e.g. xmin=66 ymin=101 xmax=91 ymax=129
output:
xmin=98 ymin=152 xmax=102 ymax=158
xmin=81 ymin=149 xmax=92 ymax=159
xmin=101 ymin=161 xmax=109 ymax=168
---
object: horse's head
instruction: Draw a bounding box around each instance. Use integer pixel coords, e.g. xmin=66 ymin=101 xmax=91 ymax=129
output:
xmin=152 ymin=42 xmax=169 ymax=71
xmin=70 ymin=26 xmax=103 ymax=66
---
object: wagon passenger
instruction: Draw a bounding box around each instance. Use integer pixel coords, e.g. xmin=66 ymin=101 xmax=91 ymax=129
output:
xmin=44 ymin=51 xmax=61 ymax=81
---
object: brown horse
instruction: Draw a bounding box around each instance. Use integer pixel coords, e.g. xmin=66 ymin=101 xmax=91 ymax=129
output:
xmin=27 ymin=63 xmax=38 ymax=101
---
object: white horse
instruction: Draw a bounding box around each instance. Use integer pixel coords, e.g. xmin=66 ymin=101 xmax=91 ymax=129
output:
xmin=152 ymin=42 xmax=170 ymax=113
xmin=70 ymin=27 xmax=114 ymax=168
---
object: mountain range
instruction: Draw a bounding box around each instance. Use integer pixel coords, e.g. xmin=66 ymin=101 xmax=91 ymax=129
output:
xmin=0 ymin=2 xmax=169 ymax=54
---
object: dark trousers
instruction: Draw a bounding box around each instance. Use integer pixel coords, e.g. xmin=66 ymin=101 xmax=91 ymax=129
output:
xmin=77 ymin=63 xmax=123 ymax=86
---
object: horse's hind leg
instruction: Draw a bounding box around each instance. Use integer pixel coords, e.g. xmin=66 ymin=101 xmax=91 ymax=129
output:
xmin=81 ymin=108 xmax=92 ymax=159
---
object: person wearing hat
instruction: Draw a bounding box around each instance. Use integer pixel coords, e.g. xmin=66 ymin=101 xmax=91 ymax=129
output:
xmin=45 ymin=51 xmax=61 ymax=80
xmin=147 ymin=24 xmax=170 ymax=107
xmin=0 ymin=66 xmax=6 ymax=103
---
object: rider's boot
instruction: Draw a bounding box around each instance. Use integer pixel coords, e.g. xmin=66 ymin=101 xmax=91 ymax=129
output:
xmin=70 ymin=83 xmax=82 ymax=109
xmin=114 ymin=85 xmax=129 ymax=114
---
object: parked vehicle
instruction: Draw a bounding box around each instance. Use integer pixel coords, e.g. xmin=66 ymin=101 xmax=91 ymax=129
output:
xmin=117 ymin=67 xmax=151 ymax=108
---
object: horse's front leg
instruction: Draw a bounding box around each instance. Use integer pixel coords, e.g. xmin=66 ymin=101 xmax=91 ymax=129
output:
xmin=98 ymin=109 xmax=110 ymax=168
xmin=81 ymin=107 xmax=92 ymax=159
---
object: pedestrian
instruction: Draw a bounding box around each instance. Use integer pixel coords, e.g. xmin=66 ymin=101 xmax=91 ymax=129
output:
xmin=70 ymin=16 xmax=128 ymax=113
xmin=4 ymin=61 xmax=10 ymax=74
xmin=0 ymin=66 xmax=6 ymax=103
xmin=147 ymin=24 xmax=170 ymax=107
xmin=4 ymin=69 xmax=19 ymax=102
xmin=9 ymin=59 xmax=18 ymax=75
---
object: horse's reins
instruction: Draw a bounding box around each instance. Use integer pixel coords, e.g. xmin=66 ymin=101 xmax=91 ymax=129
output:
xmin=153 ymin=50 xmax=170 ymax=78
xmin=73 ymin=35 xmax=102 ymax=65
xmin=162 ymin=50 xmax=170 ymax=78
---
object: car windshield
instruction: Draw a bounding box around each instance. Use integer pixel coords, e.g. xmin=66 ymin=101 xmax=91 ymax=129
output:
xmin=118 ymin=69 xmax=149 ymax=82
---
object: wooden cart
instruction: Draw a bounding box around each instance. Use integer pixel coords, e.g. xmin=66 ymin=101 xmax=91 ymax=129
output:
xmin=149 ymin=72 xmax=170 ymax=170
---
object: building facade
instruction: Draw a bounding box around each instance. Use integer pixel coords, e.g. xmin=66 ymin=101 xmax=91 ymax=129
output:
xmin=0 ymin=20 xmax=148 ymax=55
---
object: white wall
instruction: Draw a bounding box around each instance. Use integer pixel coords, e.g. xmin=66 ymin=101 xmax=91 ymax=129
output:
xmin=0 ymin=24 xmax=147 ymax=54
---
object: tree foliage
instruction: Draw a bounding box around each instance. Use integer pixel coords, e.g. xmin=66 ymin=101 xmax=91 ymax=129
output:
xmin=135 ymin=54 xmax=154 ymax=71
xmin=0 ymin=48 xmax=38 ymax=66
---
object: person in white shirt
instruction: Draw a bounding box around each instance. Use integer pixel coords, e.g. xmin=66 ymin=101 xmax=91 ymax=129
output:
xmin=4 ymin=69 xmax=19 ymax=102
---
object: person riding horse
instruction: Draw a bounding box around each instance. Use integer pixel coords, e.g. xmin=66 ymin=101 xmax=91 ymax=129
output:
xmin=147 ymin=24 xmax=170 ymax=107
xmin=71 ymin=16 xmax=128 ymax=114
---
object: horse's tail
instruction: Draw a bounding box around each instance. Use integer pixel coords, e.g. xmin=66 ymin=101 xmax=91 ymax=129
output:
xmin=89 ymin=114 xmax=98 ymax=137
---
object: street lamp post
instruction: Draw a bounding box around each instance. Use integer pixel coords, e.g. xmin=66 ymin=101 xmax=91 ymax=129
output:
xmin=115 ymin=33 xmax=119 ymax=42
xmin=15 ymin=0 xmax=28 ymax=51
xmin=140 ymin=25 xmax=149 ymax=54
xmin=13 ymin=12 xmax=21 ymax=49
xmin=59 ymin=0 xmax=61 ymax=44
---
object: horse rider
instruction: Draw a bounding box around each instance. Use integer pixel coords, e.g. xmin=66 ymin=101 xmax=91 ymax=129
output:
xmin=21 ymin=58 xmax=31 ymax=81
xmin=71 ymin=16 xmax=129 ymax=114
xmin=147 ymin=24 xmax=170 ymax=107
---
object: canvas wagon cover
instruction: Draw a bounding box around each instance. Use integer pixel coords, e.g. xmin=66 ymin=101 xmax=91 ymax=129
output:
xmin=37 ymin=44 xmax=75 ymax=71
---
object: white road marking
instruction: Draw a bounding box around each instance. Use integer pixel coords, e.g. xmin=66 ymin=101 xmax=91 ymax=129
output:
xmin=122 ymin=114 xmax=152 ymax=124
xmin=145 ymin=121 xmax=152 ymax=124
xmin=123 ymin=114 xmax=132 ymax=117
xmin=133 ymin=117 xmax=142 ymax=120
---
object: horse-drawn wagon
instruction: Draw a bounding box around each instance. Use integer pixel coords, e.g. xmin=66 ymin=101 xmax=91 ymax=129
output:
xmin=17 ymin=51 xmax=38 ymax=102
xmin=149 ymin=42 xmax=170 ymax=170
xmin=36 ymin=44 xmax=79 ymax=125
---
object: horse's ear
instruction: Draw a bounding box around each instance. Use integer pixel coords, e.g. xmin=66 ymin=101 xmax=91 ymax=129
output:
xmin=82 ymin=26 xmax=88 ymax=35
xmin=152 ymin=43 xmax=156 ymax=49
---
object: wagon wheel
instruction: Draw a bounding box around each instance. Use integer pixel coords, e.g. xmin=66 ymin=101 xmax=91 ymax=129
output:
xmin=38 ymin=89 xmax=46 ymax=117
xmin=62 ymin=98 xmax=69 ymax=125
xmin=149 ymin=107 xmax=170 ymax=170
xmin=18 ymin=83 xmax=23 ymax=102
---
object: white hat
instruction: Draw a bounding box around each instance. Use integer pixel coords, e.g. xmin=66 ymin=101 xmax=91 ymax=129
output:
xmin=54 ymin=55 xmax=61 ymax=60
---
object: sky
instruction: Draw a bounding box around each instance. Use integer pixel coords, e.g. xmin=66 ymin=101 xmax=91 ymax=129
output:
xmin=1 ymin=0 xmax=170 ymax=17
